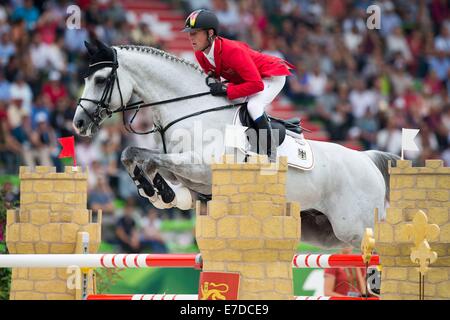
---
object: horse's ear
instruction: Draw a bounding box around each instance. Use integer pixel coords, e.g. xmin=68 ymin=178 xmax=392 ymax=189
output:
xmin=84 ymin=41 xmax=96 ymax=56
xmin=94 ymin=38 xmax=109 ymax=51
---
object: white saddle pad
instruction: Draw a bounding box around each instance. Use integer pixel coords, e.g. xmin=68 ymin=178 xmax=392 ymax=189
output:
xmin=231 ymin=107 xmax=315 ymax=170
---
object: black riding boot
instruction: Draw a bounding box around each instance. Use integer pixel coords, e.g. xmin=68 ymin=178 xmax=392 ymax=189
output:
xmin=254 ymin=114 xmax=277 ymax=162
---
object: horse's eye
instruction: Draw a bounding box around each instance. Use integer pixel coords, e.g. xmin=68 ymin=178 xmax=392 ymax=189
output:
xmin=95 ymin=77 xmax=106 ymax=85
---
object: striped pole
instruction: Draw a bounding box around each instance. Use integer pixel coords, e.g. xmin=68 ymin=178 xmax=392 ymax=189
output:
xmin=87 ymin=294 xmax=198 ymax=300
xmin=296 ymin=296 xmax=379 ymax=300
xmin=0 ymin=253 xmax=379 ymax=269
xmin=86 ymin=294 xmax=379 ymax=301
xmin=292 ymin=254 xmax=379 ymax=268
xmin=0 ymin=253 xmax=202 ymax=269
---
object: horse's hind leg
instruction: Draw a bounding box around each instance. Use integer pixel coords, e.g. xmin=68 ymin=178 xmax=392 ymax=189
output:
xmin=300 ymin=209 xmax=348 ymax=248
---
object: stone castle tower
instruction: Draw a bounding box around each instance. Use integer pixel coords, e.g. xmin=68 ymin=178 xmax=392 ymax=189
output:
xmin=375 ymin=159 xmax=450 ymax=300
xmin=196 ymin=155 xmax=301 ymax=300
xmin=6 ymin=166 xmax=101 ymax=300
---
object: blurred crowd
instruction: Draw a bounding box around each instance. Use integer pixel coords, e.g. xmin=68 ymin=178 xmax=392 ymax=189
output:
xmin=1 ymin=0 xmax=450 ymax=250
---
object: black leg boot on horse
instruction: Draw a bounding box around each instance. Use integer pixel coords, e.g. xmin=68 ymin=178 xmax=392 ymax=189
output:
xmin=254 ymin=113 xmax=278 ymax=162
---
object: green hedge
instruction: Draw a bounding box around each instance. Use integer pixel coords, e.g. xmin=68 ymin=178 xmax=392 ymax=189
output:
xmin=0 ymin=191 xmax=11 ymax=300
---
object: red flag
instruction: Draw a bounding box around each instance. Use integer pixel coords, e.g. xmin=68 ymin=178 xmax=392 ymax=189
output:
xmin=58 ymin=136 xmax=77 ymax=166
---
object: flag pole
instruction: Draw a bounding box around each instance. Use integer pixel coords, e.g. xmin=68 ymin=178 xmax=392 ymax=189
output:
xmin=73 ymin=141 xmax=78 ymax=171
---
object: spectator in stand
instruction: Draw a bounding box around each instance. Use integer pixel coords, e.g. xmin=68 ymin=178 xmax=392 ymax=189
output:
xmin=307 ymin=64 xmax=328 ymax=97
xmin=286 ymin=61 xmax=315 ymax=106
xmin=10 ymin=72 xmax=33 ymax=114
xmin=0 ymin=32 xmax=15 ymax=67
xmin=35 ymin=10 xmax=59 ymax=45
xmin=379 ymin=1 xmax=401 ymax=38
xmin=89 ymin=175 xmax=117 ymax=241
xmin=212 ymin=0 xmax=241 ymax=39
xmin=348 ymin=78 xmax=378 ymax=120
xmin=1 ymin=181 xmax=19 ymax=209
xmin=315 ymin=79 xmax=338 ymax=130
xmin=0 ymin=100 xmax=22 ymax=174
xmin=89 ymin=176 xmax=115 ymax=216
xmin=41 ymin=70 xmax=67 ymax=109
xmin=0 ymin=70 xmax=11 ymax=101
xmin=28 ymin=112 xmax=56 ymax=166
xmin=98 ymin=138 xmax=120 ymax=195
xmin=424 ymin=70 xmax=444 ymax=95
xmin=31 ymin=94 xmax=50 ymax=129
xmin=131 ymin=22 xmax=161 ymax=47
xmin=64 ymin=20 xmax=89 ymax=54
xmin=324 ymin=247 xmax=367 ymax=298
xmin=11 ymin=0 xmax=40 ymax=31
xmin=50 ymin=96 xmax=76 ymax=137
xmin=115 ymin=198 xmax=141 ymax=253
xmin=7 ymin=95 xmax=29 ymax=147
xmin=430 ymin=0 xmax=449 ymax=33
xmin=140 ymin=207 xmax=168 ymax=253
xmin=428 ymin=49 xmax=450 ymax=82
xmin=386 ymin=26 xmax=413 ymax=64
xmin=376 ymin=116 xmax=403 ymax=155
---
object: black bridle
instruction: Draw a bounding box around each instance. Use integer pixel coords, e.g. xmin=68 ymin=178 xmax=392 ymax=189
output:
xmin=77 ymin=48 xmax=121 ymax=130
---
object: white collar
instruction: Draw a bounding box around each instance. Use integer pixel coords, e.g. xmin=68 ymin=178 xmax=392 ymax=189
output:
xmin=204 ymin=40 xmax=215 ymax=59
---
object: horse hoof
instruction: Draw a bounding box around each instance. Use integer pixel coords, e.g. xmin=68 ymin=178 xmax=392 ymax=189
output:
xmin=132 ymin=166 xmax=155 ymax=198
xmin=153 ymin=173 xmax=176 ymax=203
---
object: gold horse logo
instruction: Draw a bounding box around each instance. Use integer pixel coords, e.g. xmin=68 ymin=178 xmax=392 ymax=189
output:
xmin=200 ymin=281 xmax=229 ymax=300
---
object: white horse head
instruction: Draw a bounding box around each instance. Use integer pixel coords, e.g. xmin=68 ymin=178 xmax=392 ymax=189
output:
xmin=73 ymin=39 xmax=135 ymax=137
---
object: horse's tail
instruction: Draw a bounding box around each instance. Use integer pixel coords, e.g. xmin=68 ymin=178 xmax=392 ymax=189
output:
xmin=364 ymin=150 xmax=401 ymax=202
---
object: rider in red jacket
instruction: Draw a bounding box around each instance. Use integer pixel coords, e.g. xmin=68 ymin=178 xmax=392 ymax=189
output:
xmin=182 ymin=9 xmax=294 ymax=161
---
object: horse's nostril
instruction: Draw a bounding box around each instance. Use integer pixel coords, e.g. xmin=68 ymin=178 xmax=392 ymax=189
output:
xmin=76 ymin=119 xmax=84 ymax=128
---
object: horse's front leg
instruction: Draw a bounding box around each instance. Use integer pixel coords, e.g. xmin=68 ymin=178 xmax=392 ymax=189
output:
xmin=142 ymin=151 xmax=211 ymax=209
xmin=121 ymin=146 xmax=179 ymax=209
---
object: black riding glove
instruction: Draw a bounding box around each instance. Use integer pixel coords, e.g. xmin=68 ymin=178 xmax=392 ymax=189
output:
xmin=209 ymin=82 xmax=228 ymax=97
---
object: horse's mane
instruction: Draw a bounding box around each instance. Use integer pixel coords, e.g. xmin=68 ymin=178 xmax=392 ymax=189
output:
xmin=116 ymin=45 xmax=205 ymax=75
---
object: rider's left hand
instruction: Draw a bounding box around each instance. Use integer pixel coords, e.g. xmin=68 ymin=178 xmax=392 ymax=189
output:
xmin=209 ymin=82 xmax=228 ymax=97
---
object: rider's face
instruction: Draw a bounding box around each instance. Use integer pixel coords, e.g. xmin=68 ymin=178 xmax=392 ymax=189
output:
xmin=188 ymin=30 xmax=208 ymax=51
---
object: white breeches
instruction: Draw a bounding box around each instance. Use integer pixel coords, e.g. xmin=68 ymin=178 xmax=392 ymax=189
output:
xmin=247 ymin=76 xmax=286 ymax=120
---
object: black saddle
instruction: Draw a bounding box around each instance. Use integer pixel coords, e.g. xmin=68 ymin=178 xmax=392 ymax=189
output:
xmin=238 ymin=105 xmax=303 ymax=147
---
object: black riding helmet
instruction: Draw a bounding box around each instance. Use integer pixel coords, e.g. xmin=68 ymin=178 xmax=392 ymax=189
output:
xmin=182 ymin=9 xmax=219 ymax=35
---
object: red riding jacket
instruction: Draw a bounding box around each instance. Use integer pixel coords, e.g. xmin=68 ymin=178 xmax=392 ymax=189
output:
xmin=195 ymin=37 xmax=294 ymax=100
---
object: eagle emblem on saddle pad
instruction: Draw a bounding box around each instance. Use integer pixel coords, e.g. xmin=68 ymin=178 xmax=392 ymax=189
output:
xmin=298 ymin=149 xmax=307 ymax=160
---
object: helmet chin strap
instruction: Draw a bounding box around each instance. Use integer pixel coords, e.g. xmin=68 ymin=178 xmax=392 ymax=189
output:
xmin=201 ymin=31 xmax=215 ymax=52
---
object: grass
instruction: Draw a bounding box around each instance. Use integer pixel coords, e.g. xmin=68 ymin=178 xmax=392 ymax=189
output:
xmin=160 ymin=218 xmax=195 ymax=232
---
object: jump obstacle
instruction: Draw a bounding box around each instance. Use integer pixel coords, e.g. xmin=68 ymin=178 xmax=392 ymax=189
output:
xmin=86 ymin=294 xmax=379 ymax=301
xmin=0 ymin=253 xmax=379 ymax=269
xmin=0 ymin=252 xmax=380 ymax=300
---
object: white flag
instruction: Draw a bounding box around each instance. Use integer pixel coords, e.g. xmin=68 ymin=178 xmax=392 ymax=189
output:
xmin=224 ymin=125 xmax=248 ymax=149
xmin=402 ymin=128 xmax=420 ymax=152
